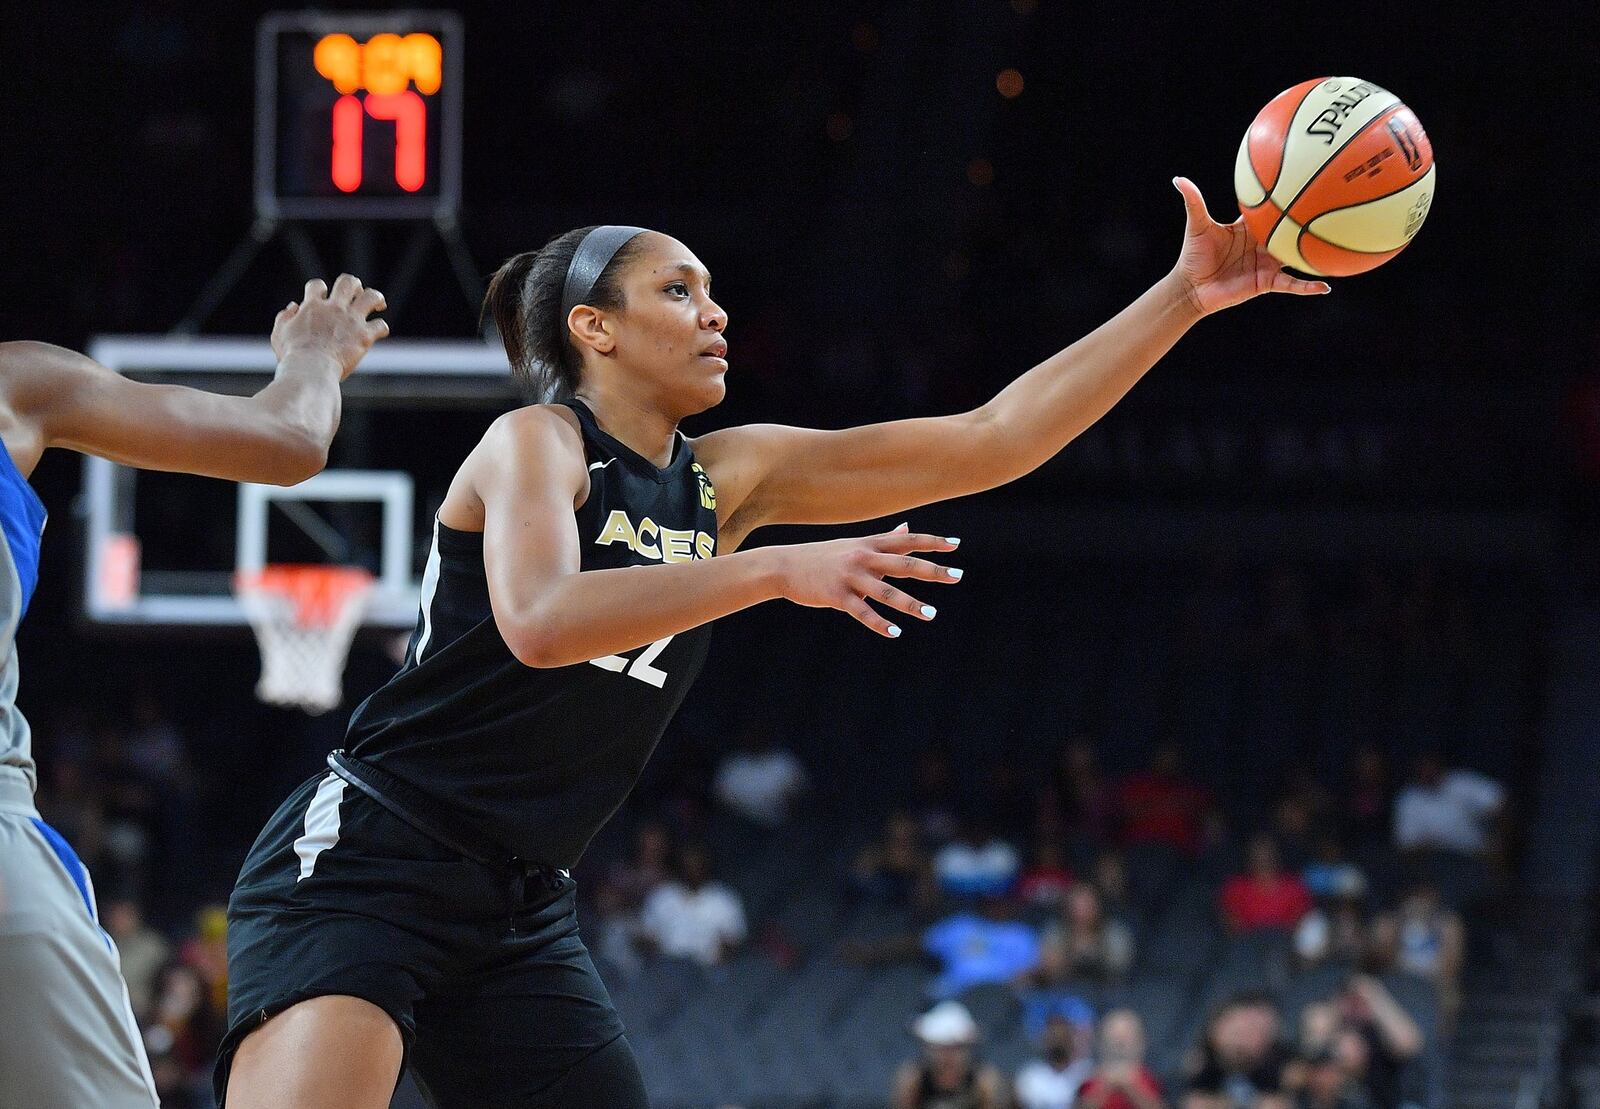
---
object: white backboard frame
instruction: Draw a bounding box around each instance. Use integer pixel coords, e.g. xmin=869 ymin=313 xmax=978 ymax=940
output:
xmin=82 ymin=336 xmax=507 ymax=629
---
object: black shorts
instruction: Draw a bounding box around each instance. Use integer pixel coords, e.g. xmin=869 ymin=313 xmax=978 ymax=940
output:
xmin=216 ymin=766 xmax=646 ymax=1108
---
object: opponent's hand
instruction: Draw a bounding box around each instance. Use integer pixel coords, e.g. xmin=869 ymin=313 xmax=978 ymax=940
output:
xmin=1170 ymin=176 xmax=1331 ymax=315
xmin=774 ymin=523 xmax=962 ymax=638
xmin=271 ymin=274 xmax=390 ymax=379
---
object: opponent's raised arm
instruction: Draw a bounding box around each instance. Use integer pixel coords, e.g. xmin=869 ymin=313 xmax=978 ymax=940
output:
xmin=475 ymin=410 xmax=963 ymax=666
xmin=697 ymin=179 xmax=1329 ymax=539
xmin=13 ymin=274 xmax=387 ymax=485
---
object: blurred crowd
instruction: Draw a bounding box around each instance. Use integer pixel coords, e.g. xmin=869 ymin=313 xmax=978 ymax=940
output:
xmin=586 ymin=725 xmax=1502 ymax=1109
xmin=885 ymin=981 xmax=1422 ymax=1109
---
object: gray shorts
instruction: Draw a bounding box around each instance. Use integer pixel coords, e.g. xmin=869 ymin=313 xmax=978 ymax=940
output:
xmin=0 ymin=787 xmax=159 ymax=1108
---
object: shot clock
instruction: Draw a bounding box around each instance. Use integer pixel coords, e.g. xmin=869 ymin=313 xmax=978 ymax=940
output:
xmin=256 ymin=11 xmax=462 ymax=220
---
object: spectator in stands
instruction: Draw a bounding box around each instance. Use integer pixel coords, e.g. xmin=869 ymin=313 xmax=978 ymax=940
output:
xmin=1092 ymin=849 xmax=1133 ymax=921
xmin=1370 ymin=879 xmax=1465 ymax=1027
xmin=181 ymin=903 xmax=230 ymax=1019
xmin=891 ymin=1000 xmax=1009 ymax=1109
xmin=596 ymin=819 xmax=673 ymax=976
xmin=1221 ymin=834 xmax=1314 ymax=934
xmin=150 ymin=960 xmax=223 ymax=1084
xmin=1301 ymin=834 xmax=1367 ymax=904
xmin=1118 ymin=743 xmax=1216 ymax=858
xmin=638 ymin=843 xmax=747 ymax=966
xmin=1050 ymin=734 xmax=1117 ymax=849
xmin=934 ymin=812 xmax=1021 ymax=901
xmin=845 ymin=892 xmax=1042 ymax=999
xmin=1343 ymin=745 xmax=1393 ymax=852
xmin=925 ymin=893 xmax=1040 ymax=998
xmin=1270 ymin=792 xmax=1317 ymax=873
xmin=712 ymin=727 xmax=808 ymax=828
xmin=1281 ymin=764 xmax=1334 ymax=828
xmin=1270 ymin=765 xmax=1332 ymax=872
xmin=853 ymin=809 xmax=938 ymax=915
xmin=1295 ymin=977 xmax=1421 ymax=1109
xmin=103 ymin=895 xmax=170 ymax=1020
xmin=1393 ymin=751 xmax=1506 ymax=909
xmin=1295 ymin=1000 xmax=1343 ymax=1061
xmin=1392 ymin=751 xmax=1505 ymax=859
xmin=1039 ymin=882 xmax=1134 ymax=983
xmin=1078 ymin=1009 xmax=1167 ymax=1109
xmin=1015 ymin=1011 xmax=1095 ymax=1109
xmin=1183 ymin=992 xmax=1295 ymax=1109
xmin=1337 ymin=972 xmax=1427 ymax=1100
xmin=1021 ymin=984 xmax=1096 ymax=1044
xmin=1293 ymin=858 xmax=1370 ymax=973
xmin=1293 ymin=1045 xmax=1373 ymax=1109
xmin=1292 ymin=876 xmax=1369 ymax=972
xmin=1017 ymin=839 xmax=1077 ymax=911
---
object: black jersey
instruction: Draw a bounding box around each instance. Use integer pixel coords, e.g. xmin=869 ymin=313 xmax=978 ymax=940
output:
xmin=341 ymin=399 xmax=718 ymax=869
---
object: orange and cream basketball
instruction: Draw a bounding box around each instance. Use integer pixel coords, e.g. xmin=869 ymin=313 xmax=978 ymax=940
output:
xmin=1235 ymin=77 xmax=1435 ymax=277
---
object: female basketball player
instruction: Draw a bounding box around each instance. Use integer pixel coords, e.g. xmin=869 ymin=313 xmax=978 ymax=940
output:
xmin=0 ymin=274 xmax=387 ymax=1108
xmin=220 ymin=179 xmax=1329 ymax=1109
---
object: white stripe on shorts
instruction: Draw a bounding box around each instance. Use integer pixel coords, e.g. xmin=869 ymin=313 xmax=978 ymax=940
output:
xmin=293 ymin=772 xmax=348 ymax=881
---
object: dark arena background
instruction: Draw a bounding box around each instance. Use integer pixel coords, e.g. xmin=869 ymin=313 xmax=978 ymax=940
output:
xmin=4 ymin=2 xmax=1600 ymax=1107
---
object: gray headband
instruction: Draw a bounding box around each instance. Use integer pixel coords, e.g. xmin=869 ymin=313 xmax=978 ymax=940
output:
xmin=560 ymin=225 xmax=648 ymax=322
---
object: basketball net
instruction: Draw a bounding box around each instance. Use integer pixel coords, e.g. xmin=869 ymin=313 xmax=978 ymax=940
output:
xmin=236 ymin=565 xmax=375 ymax=714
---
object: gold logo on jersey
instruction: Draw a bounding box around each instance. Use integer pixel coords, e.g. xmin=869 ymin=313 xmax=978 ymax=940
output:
xmin=691 ymin=463 xmax=717 ymax=511
xmin=596 ymin=510 xmax=715 ymax=563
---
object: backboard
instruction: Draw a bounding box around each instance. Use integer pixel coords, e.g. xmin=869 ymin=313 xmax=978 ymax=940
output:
xmin=81 ymin=336 xmax=519 ymax=631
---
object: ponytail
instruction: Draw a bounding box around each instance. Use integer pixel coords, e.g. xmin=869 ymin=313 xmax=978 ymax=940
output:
xmin=482 ymin=226 xmax=647 ymax=402
xmin=483 ymin=250 xmax=539 ymax=384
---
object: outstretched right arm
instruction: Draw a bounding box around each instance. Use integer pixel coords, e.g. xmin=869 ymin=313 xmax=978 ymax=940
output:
xmin=468 ymin=408 xmax=962 ymax=667
xmin=3 ymin=274 xmax=387 ymax=485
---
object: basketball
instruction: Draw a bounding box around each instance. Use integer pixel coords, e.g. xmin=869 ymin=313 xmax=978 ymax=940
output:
xmin=1234 ymin=77 xmax=1435 ymax=277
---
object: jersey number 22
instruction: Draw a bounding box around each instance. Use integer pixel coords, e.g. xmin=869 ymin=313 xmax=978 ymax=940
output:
xmin=588 ymin=636 xmax=673 ymax=688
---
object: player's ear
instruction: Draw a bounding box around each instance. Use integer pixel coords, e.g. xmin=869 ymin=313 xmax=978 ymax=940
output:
xmin=566 ymin=305 xmax=615 ymax=355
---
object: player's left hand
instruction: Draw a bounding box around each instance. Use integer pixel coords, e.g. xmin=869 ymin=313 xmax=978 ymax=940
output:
xmin=1170 ymin=176 xmax=1331 ymax=315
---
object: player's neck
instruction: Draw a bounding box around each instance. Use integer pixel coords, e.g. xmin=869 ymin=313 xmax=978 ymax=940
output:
xmin=571 ymin=384 xmax=678 ymax=468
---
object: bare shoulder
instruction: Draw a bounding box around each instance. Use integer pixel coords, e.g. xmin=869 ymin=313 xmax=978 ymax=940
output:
xmin=441 ymin=404 xmax=588 ymax=529
xmin=0 ymin=340 xmax=100 ymax=405
xmin=0 ymin=341 xmax=106 ymax=469
xmin=0 ymin=339 xmax=92 ymax=372
xmin=489 ymin=403 xmax=585 ymax=454
xmin=689 ymin=421 xmax=793 ymax=473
